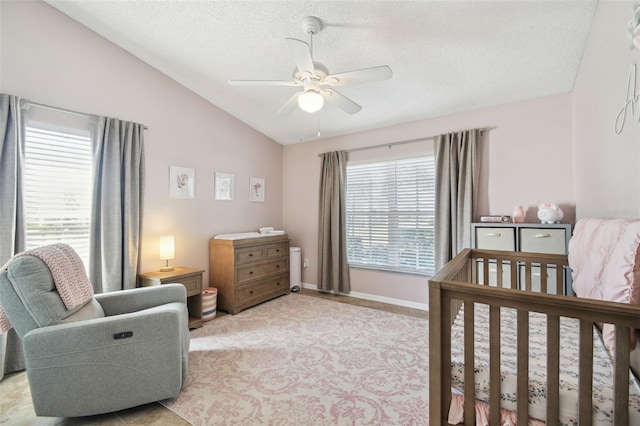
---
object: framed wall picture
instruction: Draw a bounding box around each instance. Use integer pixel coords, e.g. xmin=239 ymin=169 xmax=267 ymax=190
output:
xmin=249 ymin=176 xmax=265 ymax=202
xmin=169 ymin=166 xmax=195 ymax=199
xmin=215 ymin=172 xmax=234 ymax=201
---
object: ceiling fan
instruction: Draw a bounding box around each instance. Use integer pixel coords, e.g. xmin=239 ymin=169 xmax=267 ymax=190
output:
xmin=228 ymin=16 xmax=392 ymax=115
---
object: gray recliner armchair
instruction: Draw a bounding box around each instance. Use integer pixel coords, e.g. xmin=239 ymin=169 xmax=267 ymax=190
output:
xmin=0 ymin=255 xmax=190 ymax=417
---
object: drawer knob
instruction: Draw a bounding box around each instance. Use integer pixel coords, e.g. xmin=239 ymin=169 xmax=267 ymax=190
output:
xmin=277 ymin=282 xmax=280 ymax=285
xmin=276 ymin=264 xmax=280 ymax=268
xmin=249 ymin=271 xmax=253 ymax=275
xmin=535 ymin=233 xmax=552 ymax=238
xmin=487 ymin=233 xmax=501 ymax=237
xmin=249 ymin=253 xmax=253 ymax=257
xmin=276 ymin=249 xmax=280 ymax=252
xmin=249 ymin=290 xmax=253 ymax=294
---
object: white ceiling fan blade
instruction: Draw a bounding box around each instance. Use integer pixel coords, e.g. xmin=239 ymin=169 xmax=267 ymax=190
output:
xmin=322 ymin=89 xmax=362 ymax=114
xmin=277 ymin=92 xmax=302 ymax=116
xmin=228 ymin=79 xmax=300 ymax=86
xmin=322 ymin=66 xmax=393 ymax=86
xmin=286 ymin=38 xmax=315 ymax=77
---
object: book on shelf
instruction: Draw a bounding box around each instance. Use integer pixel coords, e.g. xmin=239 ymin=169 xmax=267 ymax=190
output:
xmin=479 ymin=215 xmax=511 ymax=223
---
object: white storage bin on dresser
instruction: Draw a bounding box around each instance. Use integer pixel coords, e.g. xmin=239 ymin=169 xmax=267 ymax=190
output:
xmin=472 ymin=223 xmax=573 ymax=295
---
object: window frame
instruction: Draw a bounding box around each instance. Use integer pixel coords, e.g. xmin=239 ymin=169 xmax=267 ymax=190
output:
xmin=23 ymin=118 xmax=93 ymax=269
xmin=345 ymin=154 xmax=435 ymax=277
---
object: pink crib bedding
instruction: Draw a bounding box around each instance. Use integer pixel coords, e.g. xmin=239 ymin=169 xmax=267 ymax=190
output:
xmin=448 ymin=303 xmax=640 ymax=425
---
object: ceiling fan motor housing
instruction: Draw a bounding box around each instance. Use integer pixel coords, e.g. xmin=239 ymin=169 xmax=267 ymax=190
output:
xmin=302 ymin=16 xmax=322 ymax=35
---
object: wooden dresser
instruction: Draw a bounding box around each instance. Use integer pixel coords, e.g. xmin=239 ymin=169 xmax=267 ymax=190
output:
xmin=209 ymin=234 xmax=290 ymax=314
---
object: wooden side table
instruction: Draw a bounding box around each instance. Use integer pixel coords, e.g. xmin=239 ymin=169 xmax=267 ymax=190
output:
xmin=137 ymin=267 xmax=204 ymax=329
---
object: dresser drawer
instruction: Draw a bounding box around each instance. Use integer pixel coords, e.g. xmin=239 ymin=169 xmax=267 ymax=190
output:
xmin=519 ymin=228 xmax=566 ymax=254
xmin=265 ymin=243 xmax=288 ymax=258
xmin=475 ymin=227 xmax=516 ymax=251
xmin=476 ymin=260 xmax=512 ymax=288
xmin=178 ymin=275 xmax=202 ymax=297
xmin=236 ymin=275 xmax=288 ymax=303
xmin=519 ymin=264 xmax=560 ymax=294
xmin=237 ymin=260 xmax=289 ymax=282
xmin=236 ymin=247 xmax=265 ymax=264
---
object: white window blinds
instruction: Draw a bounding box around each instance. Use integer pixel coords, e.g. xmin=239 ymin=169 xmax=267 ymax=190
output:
xmin=24 ymin=124 xmax=93 ymax=267
xmin=345 ymin=156 xmax=435 ymax=276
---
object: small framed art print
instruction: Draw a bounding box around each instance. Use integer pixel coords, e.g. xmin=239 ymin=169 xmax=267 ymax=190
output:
xmin=169 ymin=166 xmax=195 ymax=199
xmin=249 ymin=176 xmax=265 ymax=202
xmin=215 ymin=172 xmax=234 ymax=201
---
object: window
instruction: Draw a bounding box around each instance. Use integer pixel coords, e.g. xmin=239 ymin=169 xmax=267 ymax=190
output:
xmin=24 ymin=122 xmax=93 ymax=268
xmin=345 ymin=156 xmax=435 ymax=276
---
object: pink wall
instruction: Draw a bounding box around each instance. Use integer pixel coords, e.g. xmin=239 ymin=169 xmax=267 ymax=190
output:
xmin=573 ymin=1 xmax=640 ymax=220
xmin=4 ymin=0 xmax=627 ymax=307
xmin=283 ymin=94 xmax=574 ymax=306
xmin=0 ymin=1 xmax=284 ymax=286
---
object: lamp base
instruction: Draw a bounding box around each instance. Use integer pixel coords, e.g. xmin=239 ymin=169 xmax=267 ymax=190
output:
xmin=160 ymin=266 xmax=175 ymax=272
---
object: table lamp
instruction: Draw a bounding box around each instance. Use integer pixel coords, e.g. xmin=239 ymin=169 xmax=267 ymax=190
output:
xmin=159 ymin=235 xmax=175 ymax=272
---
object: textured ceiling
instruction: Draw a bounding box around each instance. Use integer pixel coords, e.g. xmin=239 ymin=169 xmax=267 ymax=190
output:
xmin=44 ymin=0 xmax=597 ymax=145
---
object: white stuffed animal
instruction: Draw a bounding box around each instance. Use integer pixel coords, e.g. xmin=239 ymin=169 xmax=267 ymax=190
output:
xmin=537 ymin=203 xmax=564 ymax=224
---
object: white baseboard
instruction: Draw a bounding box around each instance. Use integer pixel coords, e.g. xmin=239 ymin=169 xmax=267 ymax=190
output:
xmin=300 ymin=282 xmax=428 ymax=311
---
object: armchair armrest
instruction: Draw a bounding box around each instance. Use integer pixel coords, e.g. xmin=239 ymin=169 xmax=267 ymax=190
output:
xmin=22 ymin=303 xmax=187 ymax=416
xmin=95 ymin=283 xmax=186 ymax=316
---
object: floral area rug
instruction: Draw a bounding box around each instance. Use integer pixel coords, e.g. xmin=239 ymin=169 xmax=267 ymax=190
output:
xmin=160 ymin=293 xmax=429 ymax=425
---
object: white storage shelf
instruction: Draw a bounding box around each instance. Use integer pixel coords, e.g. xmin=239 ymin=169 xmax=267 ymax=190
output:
xmin=471 ymin=223 xmax=572 ymax=296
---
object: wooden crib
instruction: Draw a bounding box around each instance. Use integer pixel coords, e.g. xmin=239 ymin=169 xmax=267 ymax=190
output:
xmin=429 ymin=248 xmax=640 ymax=425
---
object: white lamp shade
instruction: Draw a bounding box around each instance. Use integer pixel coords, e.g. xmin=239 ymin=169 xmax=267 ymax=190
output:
xmin=298 ymin=90 xmax=324 ymax=113
xmin=159 ymin=235 xmax=175 ymax=260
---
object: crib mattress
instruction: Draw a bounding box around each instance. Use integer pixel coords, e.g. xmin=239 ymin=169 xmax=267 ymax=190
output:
xmin=449 ymin=303 xmax=640 ymax=425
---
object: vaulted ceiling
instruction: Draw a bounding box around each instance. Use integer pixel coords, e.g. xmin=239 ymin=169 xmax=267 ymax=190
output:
xmin=45 ymin=1 xmax=597 ymax=145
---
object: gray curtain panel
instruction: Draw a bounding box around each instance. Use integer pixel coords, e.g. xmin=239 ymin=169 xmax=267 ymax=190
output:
xmin=317 ymin=151 xmax=350 ymax=294
xmin=434 ymin=129 xmax=479 ymax=271
xmin=89 ymin=116 xmax=145 ymax=293
xmin=0 ymin=94 xmax=29 ymax=378
xmin=0 ymin=94 xmax=28 ymax=264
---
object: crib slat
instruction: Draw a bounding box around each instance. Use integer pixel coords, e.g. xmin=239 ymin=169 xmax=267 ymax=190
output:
xmin=489 ymin=305 xmax=501 ymax=425
xmin=614 ymin=325 xmax=630 ymax=425
xmin=546 ymin=315 xmax=560 ymax=425
xmin=517 ymin=309 xmax=529 ymax=424
xmin=442 ymin=298 xmax=452 ymax=424
xmin=464 ymin=302 xmax=475 ymax=425
xmin=496 ymin=259 xmax=503 ymax=288
xmin=556 ymin=265 xmax=564 ymax=295
xmin=428 ymin=284 xmax=443 ymax=425
xmin=578 ymin=320 xmax=593 ymax=426
xmin=482 ymin=258 xmax=489 ymax=286
xmin=510 ymin=262 xmax=517 ymax=289
xmin=540 ymin=263 xmax=548 ymax=293
xmin=524 ymin=262 xmax=532 ymax=292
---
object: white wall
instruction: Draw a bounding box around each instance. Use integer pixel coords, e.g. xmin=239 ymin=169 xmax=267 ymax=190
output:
xmin=573 ymin=1 xmax=640 ymax=219
xmin=0 ymin=1 xmax=284 ymax=286
xmin=283 ymin=94 xmax=574 ymax=306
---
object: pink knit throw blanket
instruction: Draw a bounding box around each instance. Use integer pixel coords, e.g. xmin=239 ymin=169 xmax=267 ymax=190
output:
xmin=0 ymin=243 xmax=94 ymax=332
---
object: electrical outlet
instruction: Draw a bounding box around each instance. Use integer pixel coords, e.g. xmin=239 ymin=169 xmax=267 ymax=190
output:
xmin=303 ymin=258 xmax=309 ymax=268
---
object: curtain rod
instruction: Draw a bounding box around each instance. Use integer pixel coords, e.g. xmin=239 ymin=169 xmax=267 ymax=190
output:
xmin=30 ymin=102 xmax=149 ymax=130
xmin=318 ymin=126 xmax=495 ymax=157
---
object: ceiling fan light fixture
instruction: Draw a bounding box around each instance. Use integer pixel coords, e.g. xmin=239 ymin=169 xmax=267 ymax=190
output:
xmin=298 ymin=89 xmax=324 ymax=113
